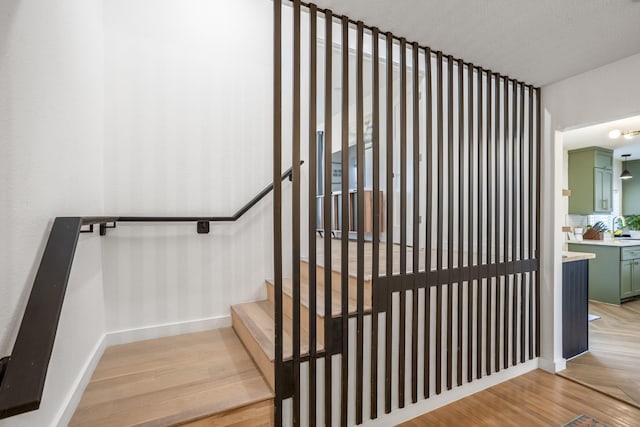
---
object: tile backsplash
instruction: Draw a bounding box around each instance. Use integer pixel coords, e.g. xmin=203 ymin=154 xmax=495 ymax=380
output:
xmin=567 ymin=214 xmax=616 ymax=231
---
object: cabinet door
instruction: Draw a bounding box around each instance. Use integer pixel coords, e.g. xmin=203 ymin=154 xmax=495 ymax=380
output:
xmin=632 ymin=260 xmax=640 ymax=296
xmin=594 ymin=168 xmax=613 ymax=213
xmin=595 ymin=150 xmax=613 ymax=170
xmin=621 ymin=260 xmax=634 ymax=298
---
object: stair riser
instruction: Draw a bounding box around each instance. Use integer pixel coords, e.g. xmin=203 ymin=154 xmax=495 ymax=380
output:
xmin=231 ymin=308 xmax=275 ymax=390
xmin=266 ymin=283 xmax=325 ymax=347
xmin=300 ymin=261 xmax=372 ymax=305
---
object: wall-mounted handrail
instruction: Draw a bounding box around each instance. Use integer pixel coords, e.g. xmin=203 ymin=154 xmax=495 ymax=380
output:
xmin=0 ymin=217 xmax=83 ymax=419
xmin=102 ymin=162 xmax=302 ymax=224
xmin=0 ymin=163 xmax=300 ymax=420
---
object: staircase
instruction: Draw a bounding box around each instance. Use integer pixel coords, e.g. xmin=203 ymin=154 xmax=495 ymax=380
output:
xmin=70 ymin=328 xmax=274 ymax=426
xmin=231 ymin=259 xmax=373 ymax=390
xmin=71 ymin=244 xmax=372 ymax=426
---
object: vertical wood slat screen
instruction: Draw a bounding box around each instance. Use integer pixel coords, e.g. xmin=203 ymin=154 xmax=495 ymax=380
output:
xmin=274 ymin=1 xmax=541 ymax=425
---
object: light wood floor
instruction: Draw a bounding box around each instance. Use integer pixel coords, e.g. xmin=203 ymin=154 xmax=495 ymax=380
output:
xmin=399 ymin=369 xmax=640 ymax=426
xmin=558 ymin=298 xmax=640 ymax=408
xmin=70 ymin=328 xmax=273 ymax=427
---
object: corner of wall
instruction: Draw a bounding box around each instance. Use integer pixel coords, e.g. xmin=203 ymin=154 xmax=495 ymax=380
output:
xmin=53 ymin=335 xmax=107 ymax=427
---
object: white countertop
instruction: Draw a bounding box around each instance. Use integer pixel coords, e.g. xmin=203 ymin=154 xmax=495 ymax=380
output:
xmin=566 ymin=239 xmax=640 ymax=247
xmin=562 ymin=251 xmax=596 ymax=263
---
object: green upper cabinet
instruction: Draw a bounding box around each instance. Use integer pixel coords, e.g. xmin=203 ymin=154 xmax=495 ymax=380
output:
xmin=568 ymin=147 xmax=613 ymax=214
xmin=594 ymin=167 xmax=613 ymax=212
xmin=622 ymin=159 xmax=640 ymax=215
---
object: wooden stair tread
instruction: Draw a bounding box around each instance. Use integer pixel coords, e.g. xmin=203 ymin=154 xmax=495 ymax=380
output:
xmin=301 ymin=258 xmax=370 ymax=281
xmin=266 ymin=278 xmax=372 ymax=317
xmin=70 ymin=328 xmax=273 ymax=427
xmin=231 ymin=300 xmax=324 ymax=362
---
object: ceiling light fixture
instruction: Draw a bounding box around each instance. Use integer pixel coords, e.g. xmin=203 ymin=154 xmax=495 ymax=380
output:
xmin=621 ymin=154 xmax=633 ymax=180
xmin=609 ymin=129 xmax=640 ymax=139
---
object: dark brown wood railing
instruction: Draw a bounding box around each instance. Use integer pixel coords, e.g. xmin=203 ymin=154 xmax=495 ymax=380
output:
xmin=274 ymin=1 xmax=541 ymax=425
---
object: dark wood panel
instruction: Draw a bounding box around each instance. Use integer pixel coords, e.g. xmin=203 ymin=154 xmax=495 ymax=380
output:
xmin=562 ymin=260 xmax=589 ymax=359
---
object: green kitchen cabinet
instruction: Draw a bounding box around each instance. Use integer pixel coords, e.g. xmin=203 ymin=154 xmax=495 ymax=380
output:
xmin=568 ymin=147 xmax=613 ymax=214
xmin=620 ymin=259 xmax=640 ymax=299
xmin=620 ymin=260 xmax=634 ymax=299
xmin=568 ymin=243 xmax=640 ymax=304
xmin=594 ymin=168 xmax=613 ymax=212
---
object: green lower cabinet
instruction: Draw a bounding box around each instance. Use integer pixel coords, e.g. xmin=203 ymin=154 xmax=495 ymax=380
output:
xmin=621 ymin=260 xmax=634 ymax=299
xmin=622 ymin=258 xmax=640 ymax=299
xmin=567 ymin=244 xmax=640 ymax=304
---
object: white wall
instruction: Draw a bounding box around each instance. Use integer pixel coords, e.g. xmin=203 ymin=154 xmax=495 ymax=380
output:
xmin=0 ymin=0 xmax=105 ymax=426
xmin=101 ymin=0 xmax=277 ymax=334
xmin=540 ymin=52 xmax=640 ymax=372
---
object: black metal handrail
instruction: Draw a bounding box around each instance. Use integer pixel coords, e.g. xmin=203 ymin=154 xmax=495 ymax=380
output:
xmin=90 ymin=162 xmax=301 ymax=225
xmin=0 ymin=163 xmax=300 ymax=419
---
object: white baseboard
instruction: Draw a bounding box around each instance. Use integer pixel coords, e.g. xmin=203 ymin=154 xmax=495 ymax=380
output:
xmin=361 ymin=359 xmax=540 ymax=427
xmin=539 ymin=357 xmax=566 ymax=373
xmin=105 ymin=315 xmax=232 ymax=346
xmin=54 ymin=336 xmax=106 ymax=427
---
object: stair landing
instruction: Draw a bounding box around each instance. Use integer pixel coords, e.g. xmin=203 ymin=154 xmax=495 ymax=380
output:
xmin=70 ymin=328 xmax=273 ymax=427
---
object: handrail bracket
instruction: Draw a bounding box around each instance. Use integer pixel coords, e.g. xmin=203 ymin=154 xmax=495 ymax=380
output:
xmin=99 ymin=221 xmax=117 ymax=236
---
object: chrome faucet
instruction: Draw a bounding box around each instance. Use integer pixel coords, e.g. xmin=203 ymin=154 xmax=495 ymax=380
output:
xmin=612 ymin=215 xmax=627 ymax=234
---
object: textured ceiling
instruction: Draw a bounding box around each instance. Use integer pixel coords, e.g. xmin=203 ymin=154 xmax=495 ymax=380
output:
xmin=309 ymin=0 xmax=640 ymax=86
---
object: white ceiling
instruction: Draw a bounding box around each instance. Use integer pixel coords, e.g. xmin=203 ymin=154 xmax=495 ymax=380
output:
xmin=310 ymin=0 xmax=640 ymax=87
xmin=563 ymin=115 xmax=640 ymax=160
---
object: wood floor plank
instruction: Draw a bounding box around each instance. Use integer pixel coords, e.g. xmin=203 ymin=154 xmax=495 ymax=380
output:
xmin=70 ymin=328 xmax=273 ymax=427
xmin=181 ymin=399 xmax=273 ymax=426
xmin=559 ymin=299 xmax=640 ymax=408
xmin=398 ymin=370 xmax=640 ymax=426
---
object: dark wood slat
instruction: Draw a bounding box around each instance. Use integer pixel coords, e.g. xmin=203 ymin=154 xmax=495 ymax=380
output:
xmin=536 ymin=88 xmax=541 ymax=357
xmin=371 ymin=26 xmax=380 ymax=421
xmin=446 ymin=55 xmax=454 ymax=391
xmin=511 ymin=79 xmax=518 ymax=367
xmin=292 ymin=3 xmax=301 ymax=424
xmin=485 ymin=69 xmax=492 ymax=377
xmin=456 ymin=58 xmax=464 ymax=388
xmin=466 ymin=63 xmax=474 ymax=384
xmin=503 ymin=76 xmax=510 ymax=370
xmin=494 ymin=72 xmax=501 ymax=374
xmin=411 ymin=42 xmax=420 ymax=404
xmin=273 ymin=2 xmax=283 ymax=425
xmin=424 ymin=47 xmax=433 ymax=399
xmin=307 ymin=5 xmax=317 ymax=425
xmin=528 ymin=86 xmax=535 ymax=361
xmin=323 ymin=9 xmax=333 ymax=426
xmin=398 ymin=37 xmax=408 ymax=410
xmin=519 ymin=83 xmax=526 ymax=364
xmin=340 ymin=16 xmax=349 ymax=427
xmin=384 ymin=31 xmax=394 ymax=415
xmin=373 ymin=261 xmax=537 ymax=292
xmin=476 ymin=66 xmax=483 ymax=381
xmin=435 ymin=51 xmax=444 ymax=395
xmin=355 ymin=21 xmax=365 ymax=425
